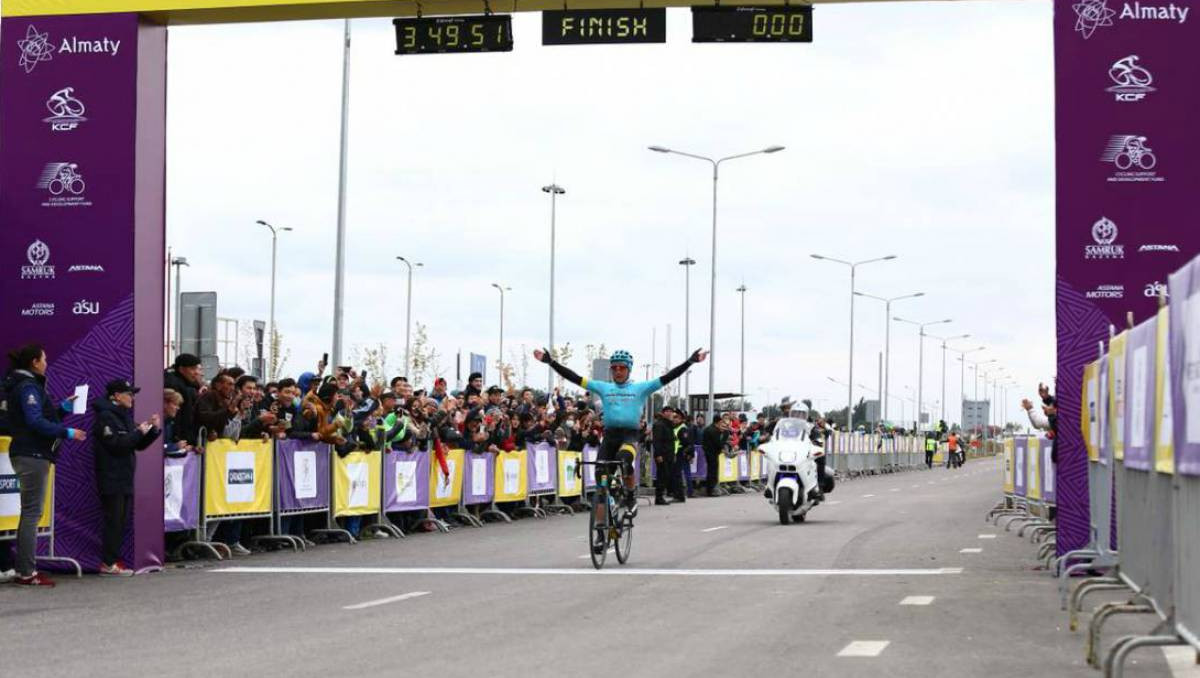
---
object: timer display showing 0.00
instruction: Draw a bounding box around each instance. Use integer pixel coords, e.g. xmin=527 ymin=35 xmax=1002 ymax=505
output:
xmin=751 ymin=12 xmax=806 ymax=38
xmin=691 ymin=6 xmax=813 ymax=43
xmin=393 ymin=15 xmax=513 ymax=55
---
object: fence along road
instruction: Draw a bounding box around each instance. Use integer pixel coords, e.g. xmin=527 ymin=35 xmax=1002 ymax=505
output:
xmin=0 ymin=457 xmax=1183 ymax=677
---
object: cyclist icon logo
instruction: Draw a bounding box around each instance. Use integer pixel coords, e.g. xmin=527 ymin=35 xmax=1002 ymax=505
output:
xmin=1101 ymin=135 xmax=1158 ymax=171
xmin=38 ymin=163 xmax=86 ymax=196
xmin=1107 ymin=55 xmax=1155 ymax=101
xmin=17 ymin=24 xmax=54 ymax=74
xmin=43 ymin=87 xmax=88 ymax=131
xmin=1074 ymin=0 xmax=1116 ymax=38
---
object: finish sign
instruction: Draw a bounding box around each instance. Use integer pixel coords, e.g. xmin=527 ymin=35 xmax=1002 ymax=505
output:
xmin=691 ymin=6 xmax=813 ymax=43
xmin=542 ymin=8 xmax=667 ymax=45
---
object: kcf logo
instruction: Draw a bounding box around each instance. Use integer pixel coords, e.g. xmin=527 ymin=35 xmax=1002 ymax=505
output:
xmin=44 ymin=87 xmax=87 ymax=132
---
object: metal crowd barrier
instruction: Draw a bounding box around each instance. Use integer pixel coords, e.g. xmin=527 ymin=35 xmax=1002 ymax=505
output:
xmin=0 ymin=437 xmax=82 ymax=577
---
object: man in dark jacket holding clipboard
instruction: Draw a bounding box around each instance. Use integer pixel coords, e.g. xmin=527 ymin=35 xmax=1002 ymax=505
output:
xmin=93 ymin=379 xmax=160 ymax=577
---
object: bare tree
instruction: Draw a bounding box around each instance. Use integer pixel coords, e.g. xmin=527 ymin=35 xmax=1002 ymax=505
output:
xmin=349 ymin=342 xmax=390 ymax=391
xmin=409 ymin=323 xmax=442 ymax=389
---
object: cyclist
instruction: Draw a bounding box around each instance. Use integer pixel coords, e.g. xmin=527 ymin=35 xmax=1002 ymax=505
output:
xmin=534 ymin=347 xmax=707 ymax=518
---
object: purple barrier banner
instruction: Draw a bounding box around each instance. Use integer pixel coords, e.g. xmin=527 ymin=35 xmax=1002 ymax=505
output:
xmin=464 ymin=451 xmax=494 ymax=506
xmin=276 ymin=440 xmax=331 ymax=512
xmin=689 ymin=444 xmax=707 ymax=481
xmin=1 ymin=13 xmax=166 ymax=571
xmin=583 ymin=445 xmax=597 ymax=489
xmin=1053 ymin=0 xmax=1200 ymax=556
xmin=1124 ymin=316 xmax=1157 ymax=471
xmin=1014 ymin=437 xmax=1027 ymax=497
xmin=383 ymin=450 xmax=430 ymax=512
xmin=1099 ymin=356 xmax=1110 ymax=466
xmin=163 ymin=453 xmax=199 ymax=532
xmin=1169 ymin=256 xmax=1200 ymax=474
xmin=1043 ymin=437 xmax=1057 ymax=505
xmin=527 ymin=443 xmax=557 ymax=495
xmin=737 ymin=450 xmax=750 ymax=482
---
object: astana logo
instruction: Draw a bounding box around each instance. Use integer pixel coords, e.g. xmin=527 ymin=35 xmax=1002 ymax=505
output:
xmin=17 ymin=25 xmax=54 ymax=73
xmin=1074 ymin=0 xmax=1116 ymax=38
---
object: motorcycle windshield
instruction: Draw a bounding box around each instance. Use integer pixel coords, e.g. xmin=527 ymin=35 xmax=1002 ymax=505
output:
xmin=775 ymin=418 xmax=810 ymax=440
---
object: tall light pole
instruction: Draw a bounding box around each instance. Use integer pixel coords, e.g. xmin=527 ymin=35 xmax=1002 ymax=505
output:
xmin=331 ymin=18 xmax=351 ymax=369
xmin=170 ymin=256 xmax=189 ymax=359
xmin=679 ymin=256 xmax=696 ymax=409
xmin=396 ymin=256 xmax=422 ymax=379
xmin=927 ymin=332 xmax=970 ymax=424
xmin=854 ymin=290 xmax=923 ymax=421
xmin=811 ymin=254 xmax=898 ymax=431
xmin=950 ymin=346 xmax=985 ymax=427
xmin=736 ymin=284 xmax=747 ymax=405
xmin=542 ymin=183 xmax=565 ymax=393
xmin=894 ymin=316 xmax=952 ymax=431
xmin=256 ymin=220 xmax=292 ymax=380
xmin=491 ymin=283 xmax=510 ymax=385
xmin=649 ymin=144 xmax=785 ymax=425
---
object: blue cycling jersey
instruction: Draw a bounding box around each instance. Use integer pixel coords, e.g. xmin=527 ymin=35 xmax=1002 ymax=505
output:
xmin=581 ymin=377 xmax=662 ymax=429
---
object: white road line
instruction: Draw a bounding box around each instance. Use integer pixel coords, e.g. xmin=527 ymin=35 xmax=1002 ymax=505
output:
xmin=960 ymin=548 xmax=983 ymax=554
xmin=911 ymin=484 xmax=921 ymax=488
xmin=889 ymin=488 xmax=900 ymax=492
xmin=837 ymin=641 xmax=890 ymax=657
xmin=702 ymin=525 xmax=728 ymax=533
xmin=862 ymin=494 xmax=876 ymax=498
xmin=900 ymin=595 xmax=935 ymax=606
xmin=214 ymin=566 xmax=966 ymax=577
xmin=827 ymin=500 xmax=843 ymax=505
xmin=342 ymin=591 xmax=430 ymax=610
xmin=978 ymin=534 xmax=997 ymax=539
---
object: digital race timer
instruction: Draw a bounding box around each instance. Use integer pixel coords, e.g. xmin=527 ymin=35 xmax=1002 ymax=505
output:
xmin=691 ymin=6 xmax=813 ymax=43
xmin=393 ymin=15 xmax=513 ymax=55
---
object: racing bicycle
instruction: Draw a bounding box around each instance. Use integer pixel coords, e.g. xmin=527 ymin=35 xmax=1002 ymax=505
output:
xmin=579 ymin=459 xmax=635 ymax=570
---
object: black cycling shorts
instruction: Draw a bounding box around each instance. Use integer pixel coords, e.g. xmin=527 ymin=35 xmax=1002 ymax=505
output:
xmin=597 ymin=427 xmax=639 ymax=479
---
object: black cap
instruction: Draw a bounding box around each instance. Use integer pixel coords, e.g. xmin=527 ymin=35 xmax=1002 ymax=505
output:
xmin=487 ymin=385 xmax=504 ymax=395
xmin=468 ymin=372 xmax=483 ymax=381
xmin=379 ymin=390 xmax=397 ymax=401
xmin=174 ymin=353 xmax=201 ymax=368
xmin=106 ymin=379 xmax=140 ymax=396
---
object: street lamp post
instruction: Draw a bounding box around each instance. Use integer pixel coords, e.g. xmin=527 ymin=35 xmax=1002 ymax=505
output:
xmin=170 ymin=256 xmax=189 ymax=360
xmin=542 ymin=183 xmax=565 ymax=394
xmin=396 ymin=256 xmax=423 ymax=379
xmin=894 ymin=316 xmax=952 ymax=431
xmin=679 ymin=256 xmax=695 ymax=409
xmin=649 ymin=144 xmax=785 ymax=425
xmin=491 ymin=283 xmax=510 ymax=385
xmin=331 ymin=18 xmax=351 ymax=370
xmin=256 ymin=220 xmax=292 ymax=381
xmin=927 ymin=332 xmax=970 ymax=424
xmin=812 ymin=254 xmax=898 ymax=431
xmin=736 ymin=284 xmax=747 ymax=406
xmin=950 ymin=346 xmax=985 ymax=427
xmin=854 ymin=290 xmax=923 ymax=421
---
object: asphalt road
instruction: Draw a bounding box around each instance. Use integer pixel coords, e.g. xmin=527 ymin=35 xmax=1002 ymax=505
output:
xmin=0 ymin=457 xmax=1188 ymax=677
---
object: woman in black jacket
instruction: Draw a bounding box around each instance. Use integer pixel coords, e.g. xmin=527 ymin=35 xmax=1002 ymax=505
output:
xmin=3 ymin=344 xmax=86 ymax=587
xmin=92 ymin=380 xmax=160 ymax=576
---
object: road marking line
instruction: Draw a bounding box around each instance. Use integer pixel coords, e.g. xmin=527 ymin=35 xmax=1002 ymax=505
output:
xmin=900 ymin=595 xmax=935 ymax=606
xmin=343 ymin=591 xmax=430 ymax=610
xmin=889 ymin=488 xmax=900 ymax=492
xmin=702 ymin=525 xmax=728 ymax=533
xmin=911 ymin=485 xmax=921 ymax=488
xmin=978 ymin=534 xmax=997 ymax=539
xmin=827 ymin=500 xmax=843 ymax=505
xmin=837 ymin=641 xmax=890 ymax=657
xmin=214 ymin=566 xmax=966 ymax=577
xmin=960 ymin=548 xmax=983 ymax=554
xmin=862 ymin=494 xmax=876 ymax=498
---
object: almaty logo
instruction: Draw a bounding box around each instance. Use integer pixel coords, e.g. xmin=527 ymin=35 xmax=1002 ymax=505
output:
xmin=17 ymin=25 xmax=54 ymax=73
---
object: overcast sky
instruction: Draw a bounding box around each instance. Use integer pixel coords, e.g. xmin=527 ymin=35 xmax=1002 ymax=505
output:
xmin=165 ymin=0 xmax=1055 ymax=426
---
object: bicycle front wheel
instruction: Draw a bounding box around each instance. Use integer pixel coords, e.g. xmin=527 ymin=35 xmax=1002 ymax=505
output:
xmin=614 ymin=508 xmax=633 ymax=565
xmin=589 ymin=493 xmax=609 ymax=570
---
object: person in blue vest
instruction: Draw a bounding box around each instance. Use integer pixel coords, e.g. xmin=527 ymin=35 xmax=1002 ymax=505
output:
xmin=3 ymin=343 xmax=87 ymax=587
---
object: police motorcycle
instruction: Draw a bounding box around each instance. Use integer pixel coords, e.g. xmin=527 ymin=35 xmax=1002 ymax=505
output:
xmin=760 ymin=417 xmax=832 ymax=524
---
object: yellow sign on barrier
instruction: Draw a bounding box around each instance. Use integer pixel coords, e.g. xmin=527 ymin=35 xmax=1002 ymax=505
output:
xmin=492 ymin=449 xmax=528 ymax=503
xmin=1154 ymin=307 xmax=1175 ymax=474
xmin=334 ymin=450 xmax=381 ymax=517
xmin=750 ymin=450 xmax=762 ymax=479
xmin=204 ymin=438 xmax=272 ymax=517
xmin=1082 ymin=359 xmax=1101 ymax=462
xmin=1027 ymin=437 xmax=1042 ymax=501
xmin=1002 ymin=438 xmax=1015 ymax=494
xmin=557 ymin=451 xmax=582 ymax=498
xmin=0 ymin=438 xmax=53 ymax=532
xmin=718 ymin=454 xmax=738 ymax=483
xmin=1108 ymin=331 xmax=1128 ymax=461
xmin=429 ymin=448 xmax=464 ymax=508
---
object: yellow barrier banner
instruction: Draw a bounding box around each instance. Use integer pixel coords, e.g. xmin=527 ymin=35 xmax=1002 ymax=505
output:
xmin=1027 ymin=437 xmax=1042 ymax=501
xmin=718 ymin=454 xmax=738 ymax=483
xmin=204 ymin=438 xmax=272 ymax=517
xmin=0 ymin=438 xmax=53 ymax=532
xmin=493 ymin=449 xmax=527 ymax=502
xmin=1003 ymin=438 xmax=1015 ymax=494
xmin=750 ymin=450 xmax=762 ymax=479
xmin=1082 ymin=359 xmax=1101 ymax=462
xmin=1109 ymin=331 xmax=1128 ymax=461
xmin=557 ymin=451 xmax=582 ymax=498
xmin=334 ymin=450 xmax=381 ymax=517
xmin=1154 ymin=307 xmax=1175 ymax=474
xmin=429 ymin=448 xmax=464 ymax=508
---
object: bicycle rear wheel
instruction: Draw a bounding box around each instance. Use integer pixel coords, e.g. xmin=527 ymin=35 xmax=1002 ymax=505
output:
xmin=589 ymin=491 xmax=609 ymax=570
xmin=614 ymin=503 xmax=634 ymax=565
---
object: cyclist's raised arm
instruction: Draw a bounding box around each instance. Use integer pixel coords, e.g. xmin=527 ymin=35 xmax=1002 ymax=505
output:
xmin=534 ymin=347 xmax=585 ymax=387
xmin=659 ymin=348 xmax=707 ymax=387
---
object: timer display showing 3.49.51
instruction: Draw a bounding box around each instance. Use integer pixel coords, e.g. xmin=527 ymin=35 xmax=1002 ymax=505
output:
xmin=393 ymin=15 xmax=513 ymax=54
